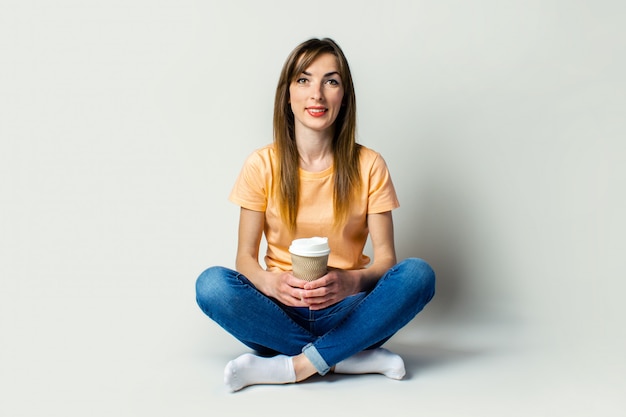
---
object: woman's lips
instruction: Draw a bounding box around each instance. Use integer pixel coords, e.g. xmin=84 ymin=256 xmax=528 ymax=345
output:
xmin=306 ymin=107 xmax=327 ymax=117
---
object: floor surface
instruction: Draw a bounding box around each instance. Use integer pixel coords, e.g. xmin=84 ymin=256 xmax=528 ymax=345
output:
xmin=1 ymin=275 xmax=623 ymax=417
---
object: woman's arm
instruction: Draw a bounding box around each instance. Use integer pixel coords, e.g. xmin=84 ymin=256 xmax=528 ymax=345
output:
xmin=354 ymin=210 xmax=397 ymax=290
xmin=234 ymin=207 xmax=269 ymax=283
xmin=301 ymin=211 xmax=397 ymax=309
xmin=235 ymin=207 xmax=307 ymax=306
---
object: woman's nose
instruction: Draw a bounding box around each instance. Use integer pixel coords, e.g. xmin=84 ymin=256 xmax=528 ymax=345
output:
xmin=310 ymin=82 xmax=324 ymax=101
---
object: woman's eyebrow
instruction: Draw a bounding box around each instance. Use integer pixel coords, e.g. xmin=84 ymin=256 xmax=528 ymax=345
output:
xmin=302 ymin=70 xmax=340 ymax=77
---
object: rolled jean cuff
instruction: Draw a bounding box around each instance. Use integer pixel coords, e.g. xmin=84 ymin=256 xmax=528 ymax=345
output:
xmin=302 ymin=343 xmax=330 ymax=376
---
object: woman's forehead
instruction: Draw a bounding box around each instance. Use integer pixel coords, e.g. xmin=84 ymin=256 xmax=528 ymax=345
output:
xmin=294 ymin=52 xmax=339 ymax=75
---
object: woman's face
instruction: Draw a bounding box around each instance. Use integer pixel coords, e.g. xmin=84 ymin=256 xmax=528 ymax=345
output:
xmin=289 ymin=53 xmax=345 ymax=137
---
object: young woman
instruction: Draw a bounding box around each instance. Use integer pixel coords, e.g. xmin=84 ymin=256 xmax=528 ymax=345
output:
xmin=196 ymin=38 xmax=435 ymax=392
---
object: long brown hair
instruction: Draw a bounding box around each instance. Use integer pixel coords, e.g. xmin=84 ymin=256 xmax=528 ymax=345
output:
xmin=273 ymin=38 xmax=361 ymax=233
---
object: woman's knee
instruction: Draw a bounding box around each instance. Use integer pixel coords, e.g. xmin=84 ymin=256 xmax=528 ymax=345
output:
xmin=395 ymin=258 xmax=436 ymax=299
xmin=195 ymin=266 xmax=232 ymax=310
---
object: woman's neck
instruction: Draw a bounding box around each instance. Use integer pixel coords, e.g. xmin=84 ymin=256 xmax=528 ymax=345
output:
xmin=295 ymin=130 xmax=333 ymax=172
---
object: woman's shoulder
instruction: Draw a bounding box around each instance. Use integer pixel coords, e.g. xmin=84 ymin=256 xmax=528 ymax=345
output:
xmin=358 ymin=144 xmax=380 ymax=159
xmin=357 ymin=144 xmax=388 ymax=168
xmin=243 ymin=143 xmax=276 ymax=165
xmin=249 ymin=143 xmax=275 ymax=157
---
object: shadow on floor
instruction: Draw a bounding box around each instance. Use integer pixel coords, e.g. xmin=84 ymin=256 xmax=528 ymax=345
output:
xmin=292 ymin=341 xmax=488 ymax=387
xmin=386 ymin=341 xmax=486 ymax=380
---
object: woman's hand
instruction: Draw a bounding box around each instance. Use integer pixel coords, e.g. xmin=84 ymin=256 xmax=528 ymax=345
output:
xmin=299 ymin=269 xmax=361 ymax=310
xmin=260 ymin=271 xmax=310 ymax=308
xmin=235 ymin=208 xmax=311 ymax=307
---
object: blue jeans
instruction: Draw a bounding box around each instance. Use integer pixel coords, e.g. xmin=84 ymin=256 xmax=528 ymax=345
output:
xmin=195 ymin=258 xmax=435 ymax=375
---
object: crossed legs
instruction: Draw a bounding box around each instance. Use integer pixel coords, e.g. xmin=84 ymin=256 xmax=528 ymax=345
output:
xmin=196 ymin=258 xmax=435 ymax=392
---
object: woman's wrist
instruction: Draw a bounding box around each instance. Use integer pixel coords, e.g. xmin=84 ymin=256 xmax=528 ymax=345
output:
xmin=343 ymin=268 xmax=373 ymax=293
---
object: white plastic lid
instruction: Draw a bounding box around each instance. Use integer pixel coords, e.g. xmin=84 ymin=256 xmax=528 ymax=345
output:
xmin=288 ymin=237 xmax=330 ymax=257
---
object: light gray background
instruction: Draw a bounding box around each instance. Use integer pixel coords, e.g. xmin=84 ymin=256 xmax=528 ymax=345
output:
xmin=1 ymin=1 xmax=624 ymax=416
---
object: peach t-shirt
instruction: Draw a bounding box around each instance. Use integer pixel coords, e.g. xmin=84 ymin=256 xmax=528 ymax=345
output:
xmin=229 ymin=144 xmax=399 ymax=271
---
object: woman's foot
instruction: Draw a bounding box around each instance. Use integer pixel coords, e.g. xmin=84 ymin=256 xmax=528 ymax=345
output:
xmin=224 ymin=353 xmax=296 ymax=392
xmin=333 ymin=348 xmax=406 ymax=379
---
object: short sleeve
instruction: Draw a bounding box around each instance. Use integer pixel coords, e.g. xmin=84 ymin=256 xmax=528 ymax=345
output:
xmin=366 ymin=152 xmax=400 ymax=214
xmin=228 ymin=150 xmax=270 ymax=212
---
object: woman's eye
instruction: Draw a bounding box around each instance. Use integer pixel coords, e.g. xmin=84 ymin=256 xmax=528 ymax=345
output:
xmin=325 ymin=79 xmax=340 ymax=86
xmin=296 ymin=78 xmax=308 ymax=84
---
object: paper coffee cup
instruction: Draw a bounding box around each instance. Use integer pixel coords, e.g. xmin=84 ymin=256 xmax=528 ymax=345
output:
xmin=289 ymin=237 xmax=330 ymax=281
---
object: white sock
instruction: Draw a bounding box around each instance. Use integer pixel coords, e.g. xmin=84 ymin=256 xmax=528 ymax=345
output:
xmin=333 ymin=348 xmax=406 ymax=380
xmin=223 ymin=353 xmax=296 ymax=392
